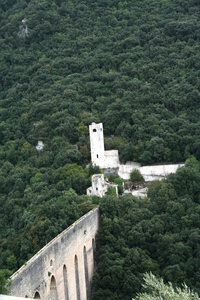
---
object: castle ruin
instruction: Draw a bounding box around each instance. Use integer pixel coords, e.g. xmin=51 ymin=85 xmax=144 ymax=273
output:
xmin=89 ymin=122 xmax=184 ymax=181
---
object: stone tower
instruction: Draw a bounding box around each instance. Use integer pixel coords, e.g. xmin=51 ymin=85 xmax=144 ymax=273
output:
xmin=89 ymin=122 xmax=105 ymax=168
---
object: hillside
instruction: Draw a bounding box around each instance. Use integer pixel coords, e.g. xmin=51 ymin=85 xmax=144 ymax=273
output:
xmin=0 ymin=0 xmax=200 ymax=293
xmin=92 ymin=161 xmax=200 ymax=299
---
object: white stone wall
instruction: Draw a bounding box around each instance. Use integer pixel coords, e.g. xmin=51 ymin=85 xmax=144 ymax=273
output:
xmin=89 ymin=123 xmax=105 ymax=168
xmin=118 ymin=162 xmax=141 ymax=180
xmin=91 ymin=174 xmax=107 ymax=197
xmin=87 ymin=174 xmax=118 ymax=197
xmin=119 ymin=162 xmax=184 ymax=181
xmin=89 ymin=123 xmax=185 ymax=181
xmin=104 ymin=150 xmax=120 ymax=168
xmin=140 ymin=163 xmax=185 ymax=181
xmin=9 ymin=208 xmax=100 ymax=300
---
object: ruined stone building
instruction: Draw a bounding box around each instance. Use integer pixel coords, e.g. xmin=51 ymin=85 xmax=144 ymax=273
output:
xmin=89 ymin=122 xmax=184 ymax=181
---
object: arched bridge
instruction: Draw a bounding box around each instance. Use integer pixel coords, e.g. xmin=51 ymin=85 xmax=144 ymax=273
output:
xmin=8 ymin=207 xmax=100 ymax=300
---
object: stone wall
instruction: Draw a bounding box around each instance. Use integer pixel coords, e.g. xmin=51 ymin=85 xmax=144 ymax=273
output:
xmin=89 ymin=123 xmax=185 ymax=181
xmin=9 ymin=208 xmax=100 ymax=300
xmin=118 ymin=162 xmax=184 ymax=181
xmin=91 ymin=174 xmax=107 ymax=197
xmin=104 ymin=150 xmax=119 ymax=168
xmin=118 ymin=162 xmax=141 ymax=180
xmin=87 ymin=174 xmax=118 ymax=198
xmin=140 ymin=163 xmax=185 ymax=181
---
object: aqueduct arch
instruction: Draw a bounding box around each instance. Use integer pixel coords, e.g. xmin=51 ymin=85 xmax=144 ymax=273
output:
xmin=50 ymin=276 xmax=58 ymax=300
xmin=84 ymin=246 xmax=90 ymax=299
xmin=33 ymin=291 xmax=41 ymax=299
xmin=63 ymin=265 xmax=69 ymax=300
xmin=8 ymin=208 xmax=100 ymax=300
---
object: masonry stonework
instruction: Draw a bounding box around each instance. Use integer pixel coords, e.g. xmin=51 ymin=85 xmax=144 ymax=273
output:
xmin=89 ymin=123 xmax=105 ymax=168
xmin=89 ymin=122 xmax=184 ymax=181
xmin=9 ymin=208 xmax=100 ymax=300
xmin=87 ymin=174 xmax=118 ymax=198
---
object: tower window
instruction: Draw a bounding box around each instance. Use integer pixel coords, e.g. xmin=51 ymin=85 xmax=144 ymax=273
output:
xmin=97 ymin=154 xmax=98 ymax=158
xmin=93 ymin=129 xmax=97 ymax=132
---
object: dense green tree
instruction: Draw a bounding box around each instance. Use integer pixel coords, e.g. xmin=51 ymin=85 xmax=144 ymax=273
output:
xmin=114 ymin=177 xmax=124 ymax=194
xmin=0 ymin=269 xmax=11 ymax=294
xmin=1 ymin=0 xmax=200 ymax=295
xmin=92 ymin=163 xmax=200 ymax=299
xmin=130 ymin=169 xmax=144 ymax=183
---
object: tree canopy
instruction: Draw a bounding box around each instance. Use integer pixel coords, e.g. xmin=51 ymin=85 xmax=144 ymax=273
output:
xmin=1 ymin=0 xmax=200 ymax=296
xmin=92 ymin=162 xmax=200 ymax=299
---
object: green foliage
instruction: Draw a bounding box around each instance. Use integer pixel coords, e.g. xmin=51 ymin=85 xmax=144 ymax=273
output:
xmin=0 ymin=163 xmax=94 ymax=271
xmin=92 ymin=163 xmax=200 ymax=299
xmin=0 ymin=269 xmax=11 ymax=294
xmin=130 ymin=169 xmax=144 ymax=183
xmin=88 ymin=163 xmax=101 ymax=177
xmin=106 ymin=187 xmax=117 ymax=196
xmin=133 ymin=272 xmax=199 ymax=300
xmin=107 ymin=174 xmax=118 ymax=182
xmin=60 ymin=163 xmax=87 ymax=179
xmin=114 ymin=177 xmax=124 ymax=194
xmin=119 ymin=143 xmax=135 ymax=164
xmin=30 ymin=173 xmax=43 ymax=184
xmin=92 ymin=196 xmax=100 ymax=205
xmin=1 ymin=0 xmax=200 ymax=292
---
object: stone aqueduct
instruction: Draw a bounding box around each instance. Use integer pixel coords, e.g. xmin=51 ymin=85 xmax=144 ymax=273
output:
xmin=8 ymin=208 xmax=100 ymax=300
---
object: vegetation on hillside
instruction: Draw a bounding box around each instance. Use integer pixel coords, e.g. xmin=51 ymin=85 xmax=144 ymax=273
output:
xmin=1 ymin=0 xmax=200 ymax=166
xmin=92 ymin=162 xmax=200 ymax=299
xmin=1 ymin=0 xmax=200 ymax=295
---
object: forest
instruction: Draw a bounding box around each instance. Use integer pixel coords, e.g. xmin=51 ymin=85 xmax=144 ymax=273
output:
xmin=0 ymin=0 xmax=200 ymax=296
xmin=92 ymin=160 xmax=200 ymax=299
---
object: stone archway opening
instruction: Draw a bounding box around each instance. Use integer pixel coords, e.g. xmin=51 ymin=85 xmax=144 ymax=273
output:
xmin=50 ymin=275 xmax=58 ymax=300
xmin=63 ymin=265 xmax=69 ymax=300
xmin=74 ymin=255 xmax=80 ymax=300
xmin=84 ymin=246 xmax=90 ymax=300
xmin=34 ymin=291 xmax=41 ymax=299
xmin=92 ymin=238 xmax=96 ymax=268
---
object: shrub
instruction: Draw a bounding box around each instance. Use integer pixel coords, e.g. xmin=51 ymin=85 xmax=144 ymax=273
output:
xmin=130 ymin=169 xmax=144 ymax=183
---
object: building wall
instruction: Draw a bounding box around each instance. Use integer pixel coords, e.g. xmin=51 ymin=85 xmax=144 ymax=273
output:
xmin=119 ymin=162 xmax=184 ymax=180
xmin=9 ymin=208 xmax=100 ymax=300
xmin=91 ymin=174 xmax=107 ymax=197
xmin=140 ymin=163 xmax=185 ymax=181
xmin=118 ymin=162 xmax=141 ymax=180
xmin=104 ymin=150 xmax=119 ymax=168
xmin=89 ymin=123 xmax=184 ymax=181
xmin=87 ymin=174 xmax=118 ymax=198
